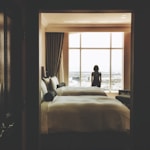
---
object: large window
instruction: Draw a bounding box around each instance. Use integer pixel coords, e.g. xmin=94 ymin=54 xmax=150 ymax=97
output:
xmin=69 ymin=32 xmax=124 ymax=92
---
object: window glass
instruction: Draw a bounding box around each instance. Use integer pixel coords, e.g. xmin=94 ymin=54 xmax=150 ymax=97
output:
xmin=69 ymin=32 xmax=124 ymax=92
xmin=81 ymin=32 xmax=110 ymax=48
xmin=81 ymin=50 xmax=110 ymax=88
xmin=111 ymin=49 xmax=123 ymax=91
xmin=112 ymin=32 xmax=124 ymax=48
xmin=69 ymin=33 xmax=80 ymax=48
xmin=69 ymin=49 xmax=80 ymax=86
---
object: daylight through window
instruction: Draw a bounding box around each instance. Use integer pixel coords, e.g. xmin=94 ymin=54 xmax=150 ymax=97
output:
xmin=69 ymin=32 xmax=124 ymax=92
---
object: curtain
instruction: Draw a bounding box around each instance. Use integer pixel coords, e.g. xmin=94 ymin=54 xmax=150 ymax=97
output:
xmin=58 ymin=51 xmax=64 ymax=82
xmin=45 ymin=32 xmax=64 ymax=77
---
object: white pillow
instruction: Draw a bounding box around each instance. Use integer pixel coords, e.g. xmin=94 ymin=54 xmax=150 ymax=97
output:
xmin=42 ymin=77 xmax=51 ymax=90
xmin=50 ymin=76 xmax=59 ymax=91
xmin=41 ymin=80 xmax=48 ymax=95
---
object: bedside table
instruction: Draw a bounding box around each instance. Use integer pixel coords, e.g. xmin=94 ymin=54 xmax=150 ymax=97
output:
xmin=115 ymin=90 xmax=130 ymax=109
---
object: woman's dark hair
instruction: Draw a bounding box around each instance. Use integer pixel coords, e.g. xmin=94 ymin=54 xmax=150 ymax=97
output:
xmin=93 ymin=65 xmax=99 ymax=71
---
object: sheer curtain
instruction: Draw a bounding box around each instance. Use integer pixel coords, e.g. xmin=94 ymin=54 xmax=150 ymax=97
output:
xmin=58 ymin=52 xmax=65 ymax=82
xmin=45 ymin=32 xmax=64 ymax=77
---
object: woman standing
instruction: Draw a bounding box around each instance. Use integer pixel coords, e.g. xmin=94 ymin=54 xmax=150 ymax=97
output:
xmin=91 ymin=65 xmax=102 ymax=87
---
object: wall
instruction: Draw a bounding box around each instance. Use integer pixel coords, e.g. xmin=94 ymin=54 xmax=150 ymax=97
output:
xmin=124 ymin=32 xmax=131 ymax=89
xmin=61 ymin=33 xmax=68 ymax=83
xmin=39 ymin=13 xmax=46 ymax=69
xmin=0 ymin=12 xmax=4 ymax=114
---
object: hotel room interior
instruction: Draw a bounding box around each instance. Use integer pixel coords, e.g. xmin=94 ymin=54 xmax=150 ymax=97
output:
xmin=0 ymin=0 xmax=150 ymax=150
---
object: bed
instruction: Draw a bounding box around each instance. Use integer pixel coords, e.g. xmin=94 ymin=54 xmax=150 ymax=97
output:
xmin=40 ymin=80 xmax=130 ymax=150
xmin=40 ymin=96 xmax=130 ymax=149
xmin=41 ymin=95 xmax=130 ymax=134
xmin=42 ymin=76 xmax=107 ymax=96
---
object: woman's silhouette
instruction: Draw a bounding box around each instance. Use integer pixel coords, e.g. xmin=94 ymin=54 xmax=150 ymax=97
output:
xmin=91 ymin=65 xmax=102 ymax=87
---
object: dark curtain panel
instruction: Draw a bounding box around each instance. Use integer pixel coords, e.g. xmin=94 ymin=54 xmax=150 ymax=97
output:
xmin=45 ymin=32 xmax=64 ymax=77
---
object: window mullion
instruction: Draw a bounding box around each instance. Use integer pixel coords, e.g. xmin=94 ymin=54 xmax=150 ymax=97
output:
xmin=110 ymin=33 xmax=112 ymax=92
xmin=80 ymin=33 xmax=82 ymax=86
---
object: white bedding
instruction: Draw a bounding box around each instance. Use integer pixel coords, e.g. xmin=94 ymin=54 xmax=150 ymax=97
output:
xmin=41 ymin=95 xmax=130 ymax=134
xmin=56 ymin=86 xmax=107 ymax=96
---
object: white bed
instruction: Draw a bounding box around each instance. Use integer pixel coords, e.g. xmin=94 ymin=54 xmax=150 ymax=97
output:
xmin=40 ymin=95 xmax=130 ymax=134
xmin=40 ymin=79 xmax=130 ymax=150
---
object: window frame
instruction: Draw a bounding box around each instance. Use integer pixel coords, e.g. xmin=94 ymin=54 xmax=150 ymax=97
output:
xmin=68 ymin=32 xmax=124 ymax=92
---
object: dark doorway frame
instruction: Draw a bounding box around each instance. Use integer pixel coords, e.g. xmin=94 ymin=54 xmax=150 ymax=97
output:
xmin=38 ymin=9 xmax=134 ymax=150
xmin=23 ymin=1 xmax=150 ymax=150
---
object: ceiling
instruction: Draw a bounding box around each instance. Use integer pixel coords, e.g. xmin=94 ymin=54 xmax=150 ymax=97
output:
xmin=41 ymin=13 xmax=131 ymax=27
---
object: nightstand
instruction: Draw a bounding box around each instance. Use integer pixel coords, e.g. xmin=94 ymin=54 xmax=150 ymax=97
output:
xmin=115 ymin=90 xmax=130 ymax=109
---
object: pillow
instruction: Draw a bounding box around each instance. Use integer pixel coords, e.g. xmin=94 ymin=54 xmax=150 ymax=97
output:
xmin=43 ymin=90 xmax=57 ymax=101
xmin=41 ymin=80 xmax=48 ymax=102
xmin=57 ymin=82 xmax=66 ymax=88
xmin=50 ymin=76 xmax=59 ymax=91
xmin=41 ymin=80 xmax=48 ymax=95
xmin=42 ymin=77 xmax=51 ymax=91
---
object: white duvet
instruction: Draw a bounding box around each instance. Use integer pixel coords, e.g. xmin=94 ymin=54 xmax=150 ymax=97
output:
xmin=56 ymin=86 xmax=107 ymax=96
xmin=40 ymin=95 xmax=130 ymax=134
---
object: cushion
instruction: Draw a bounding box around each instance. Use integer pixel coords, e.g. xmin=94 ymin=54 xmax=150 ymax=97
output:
xmin=41 ymin=80 xmax=48 ymax=95
xmin=50 ymin=76 xmax=59 ymax=91
xmin=43 ymin=90 xmax=57 ymax=101
xmin=57 ymin=82 xmax=66 ymax=88
xmin=42 ymin=77 xmax=51 ymax=91
xmin=41 ymin=80 xmax=48 ymax=102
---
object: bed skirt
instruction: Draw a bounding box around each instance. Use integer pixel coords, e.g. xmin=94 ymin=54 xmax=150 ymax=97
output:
xmin=40 ymin=131 xmax=130 ymax=150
